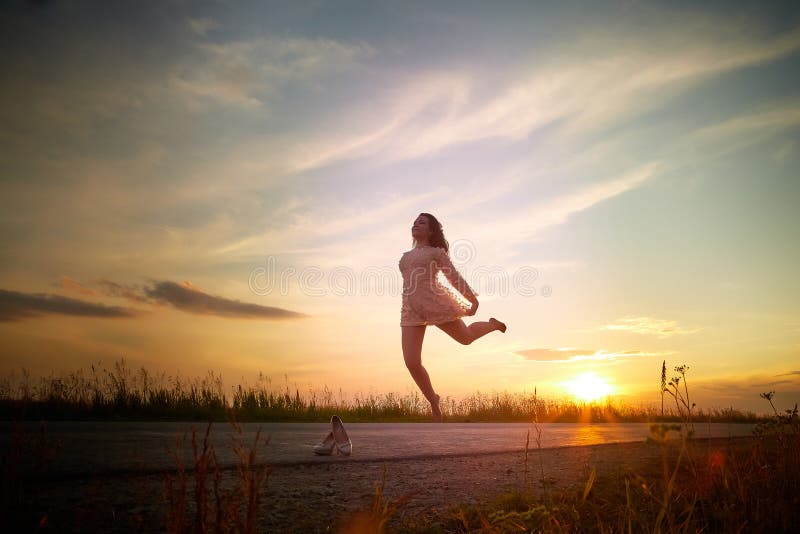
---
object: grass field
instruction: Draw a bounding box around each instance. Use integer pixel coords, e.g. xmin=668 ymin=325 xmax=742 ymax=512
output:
xmin=0 ymin=359 xmax=763 ymax=424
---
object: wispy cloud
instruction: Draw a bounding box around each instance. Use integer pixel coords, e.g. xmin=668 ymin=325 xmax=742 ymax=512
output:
xmin=187 ymin=17 xmax=218 ymax=37
xmin=0 ymin=289 xmax=140 ymax=322
xmin=693 ymin=372 xmax=800 ymax=402
xmin=752 ymin=379 xmax=799 ymax=388
xmin=516 ymin=347 xmax=664 ymax=363
xmin=285 ymin=23 xmax=800 ymax=171
xmin=58 ymin=276 xmax=97 ymax=297
xmin=775 ymin=371 xmax=800 ymax=377
xmin=97 ymin=279 xmax=152 ymax=304
xmin=171 ymin=36 xmax=375 ymax=109
xmin=207 ymin=187 xmax=453 ymax=269
xmin=516 ymin=348 xmax=596 ymax=361
xmin=524 ymin=163 xmax=659 ymax=235
xmin=456 ymin=161 xmax=661 ymax=253
xmin=143 ymin=281 xmax=307 ymax=320
xmin=673 ymin=103 xmax=800 ymax=163
xmin=599 ymin=317 xmax=701 ymax=339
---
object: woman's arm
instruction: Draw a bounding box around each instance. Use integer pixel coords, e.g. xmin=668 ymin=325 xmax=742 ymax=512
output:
xmin=435 ymin=248 xmax=478 ymax=307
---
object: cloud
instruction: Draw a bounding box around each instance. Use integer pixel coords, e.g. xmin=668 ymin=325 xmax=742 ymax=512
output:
xmin=171 ymin=36 xmax=375 ymax=109
xmin=56 ymin=277 xmax=308 ymax=320
xmin=285 ymin=23 xmax=800 ymax=171
xmin=451 ymin=161 xmax=661 ymax=254
xmin=516 ymin=347 xmax=664 ymax=363
xmin=775 ymin=371 xmax=800 ymax=377
xmin=58 ymin=276 xmax=97 ymax=297
xmin=600 ymin=316 xmax=701 ymax=339
xmin=516 ymin=348 xmax=595 ymax=361
xmin=238 ymin=154 xmax=660 ymax=279
xmin=96 ymin=279 xmax=152 ymax=304
xmin=523 ymin=163 xmax=659 ymax=235
xmin=143 ymin=280 xmax=307 ymax=320
xmin=188 ymin=18 xmax=218 ymax=37
xmin=673 ymin=103 xmax=800 ymax=162
xmin=692 ymin=372 xmax=800 ymax=402
xmin=752 ymin=379 xmax=798 ymax=388
xmin=0 ymin=289 xmax=140 ymax=322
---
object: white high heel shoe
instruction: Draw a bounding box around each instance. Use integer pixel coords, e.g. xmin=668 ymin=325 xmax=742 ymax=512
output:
xmin=313 ymin=431 xmax=336 ymax=455
xmin=331 ymin=415 xmax=352 ymax=456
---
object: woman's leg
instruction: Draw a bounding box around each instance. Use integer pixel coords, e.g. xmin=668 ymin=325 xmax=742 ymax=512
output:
xmin=436 ymin=318 xmax=499 ymax=345
xmin=401 ymin=325 xmax=442 ymax=422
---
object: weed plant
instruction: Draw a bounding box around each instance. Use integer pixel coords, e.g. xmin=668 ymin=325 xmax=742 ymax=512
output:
xmin=163 ymin=418 xmax=271 ymax=533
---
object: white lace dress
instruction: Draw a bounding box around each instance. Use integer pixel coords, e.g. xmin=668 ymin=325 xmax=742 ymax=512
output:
xmin=398 ymin=245 xmax=475 ymax=326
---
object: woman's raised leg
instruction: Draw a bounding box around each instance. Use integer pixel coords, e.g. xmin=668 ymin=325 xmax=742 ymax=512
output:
xmin=401 ymin=325 xmax=442 ymax=422
xmin=436 ymin=318 xmax=501 ymax=345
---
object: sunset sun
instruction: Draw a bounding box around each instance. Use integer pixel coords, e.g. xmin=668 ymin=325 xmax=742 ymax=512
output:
xmin=564 ymin=372 xmax=613 ymax=402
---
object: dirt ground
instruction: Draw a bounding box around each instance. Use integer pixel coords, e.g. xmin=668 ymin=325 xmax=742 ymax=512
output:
xmin=16 ymin=436 xmax=753 ymax=532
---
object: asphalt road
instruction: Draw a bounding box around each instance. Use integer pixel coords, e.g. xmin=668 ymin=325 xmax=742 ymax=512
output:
xmin=2 ymin=421 xmax=755 ymax=479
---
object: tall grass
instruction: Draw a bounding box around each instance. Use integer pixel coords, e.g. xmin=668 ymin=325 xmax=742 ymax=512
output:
xmin=1 ymin=412 xmax=273 ymax=532
xmin=163 ymin=419 xmax=271 ymax=533
xmin=0 ymin=359 xmax=763 ymax=423
xmin=0 ymin=360 xmax=228 ymax=420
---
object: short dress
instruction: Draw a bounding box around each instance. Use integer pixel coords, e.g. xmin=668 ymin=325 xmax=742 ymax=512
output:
xmin=398 ymin=245 xmax=476 ymax=326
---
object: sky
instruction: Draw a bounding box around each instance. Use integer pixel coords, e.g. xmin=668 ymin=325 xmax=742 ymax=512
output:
xmin=1 ymin=0 xmax=799 ymax=414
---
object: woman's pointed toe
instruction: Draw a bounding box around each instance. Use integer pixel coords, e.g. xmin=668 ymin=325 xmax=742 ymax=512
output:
xmin=490 ymin=317 xmax=507 ymax=333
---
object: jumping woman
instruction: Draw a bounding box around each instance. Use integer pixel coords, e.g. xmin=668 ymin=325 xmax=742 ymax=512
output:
xmin=399 ymin=213 xmax=507 ymax=422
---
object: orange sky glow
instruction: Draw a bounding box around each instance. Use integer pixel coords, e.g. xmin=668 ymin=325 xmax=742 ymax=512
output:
xmin=1 ymin=1 xmax=799 ymax=415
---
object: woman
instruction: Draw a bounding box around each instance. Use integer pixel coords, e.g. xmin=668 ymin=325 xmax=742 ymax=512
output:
xmin=399 ymin=213 xmax=507 ymax=422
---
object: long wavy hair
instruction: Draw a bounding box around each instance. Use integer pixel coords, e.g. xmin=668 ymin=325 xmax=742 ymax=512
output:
xmin=413 ymin=212 xmax=449 ymax=253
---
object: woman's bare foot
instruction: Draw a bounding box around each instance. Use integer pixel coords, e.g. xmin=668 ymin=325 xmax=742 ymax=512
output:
xmin=431 ymin=394 xmax=442 ymax=423
xmin=489 ymin=317 xmax=507 ymax=333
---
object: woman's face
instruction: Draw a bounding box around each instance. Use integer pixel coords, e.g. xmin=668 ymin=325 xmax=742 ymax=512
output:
xmin=411 ymin=214 xmax=433 ymax=242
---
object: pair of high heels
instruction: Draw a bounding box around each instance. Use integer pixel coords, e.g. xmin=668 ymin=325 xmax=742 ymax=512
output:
xmin=313 ymin=415 xmax=352 ymax=456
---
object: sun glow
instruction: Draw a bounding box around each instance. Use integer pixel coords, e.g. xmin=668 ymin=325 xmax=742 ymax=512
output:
xmin=564 ymin=372 xmax=613 ymax=402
